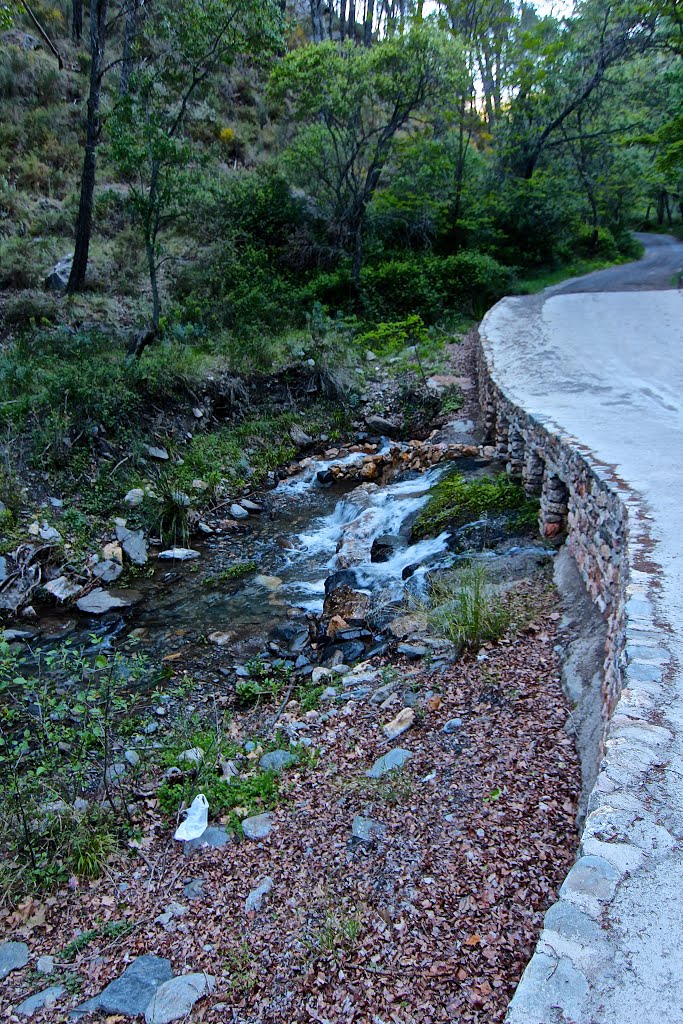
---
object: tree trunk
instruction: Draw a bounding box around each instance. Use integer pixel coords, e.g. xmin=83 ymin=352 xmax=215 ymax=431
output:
xmin=71 ymin=0 xmax=82 ymax=43
xmin=363 ymin=0 xmax=374 ymax=46
xmin=67 ymin=0 xmax=108 ymax=293
xmin=310 ymin=0 xmax=324 ymax=42
xmin=339 ymin=0 xmax=346 ymax=40
xmin=119 ymin=0 xmax=139 ymax=96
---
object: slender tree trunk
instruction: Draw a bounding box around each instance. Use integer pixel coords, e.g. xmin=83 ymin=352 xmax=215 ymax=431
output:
xmin=119 ymin=0 xmax=139 ymax=96
xmin=67 ymin=0 xmax=108 ymax=293
xmin=310 ymin=0 xmax=324 ymax=42
xmin=339 ymin=0 xmax=346 ymax=40
xmin=71 ymin=0 xmax=82 ymax=43
xmin=348 ymin=0 xmax=356 ymax=41
xmin=363 ymin=0 xmax=374 ymax=46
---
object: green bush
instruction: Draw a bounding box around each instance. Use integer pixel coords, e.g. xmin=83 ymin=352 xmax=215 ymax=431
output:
xmin=0 ymin=234 xmax=50 ymax=288
xmin=428 ymin=563 xmax=512 ymax=649
xmin=439 ymin=251 xmax=515 ymax=316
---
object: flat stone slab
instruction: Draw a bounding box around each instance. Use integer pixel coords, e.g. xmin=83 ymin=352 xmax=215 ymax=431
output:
xmin=158 ymin=548 xmax=200 ymax=561
xmin=0 ymin=941 xmax=29 ymax=980
xmin=144 ymin=973 xmax=214 ymax=1024
xmin=242 ymin=812 xmax=273 ymax=840
xmin=17 ymin=984 xmax=65 ymax=1016
xmin=366 ymin=748 xmax=412 ymax=778
xmin=116 ymin=524 xmax=148 ymax=565
xmin=71 ymin=954 xmax=173 ymax=1018
xmin=77 ymin=589 xmax=132 ymax=614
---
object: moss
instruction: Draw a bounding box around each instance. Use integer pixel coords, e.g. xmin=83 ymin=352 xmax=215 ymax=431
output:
xmin=412 ymin=471 xmax=539 ymax=539
xmin=203 ymin=561 xmax=258 ymax=586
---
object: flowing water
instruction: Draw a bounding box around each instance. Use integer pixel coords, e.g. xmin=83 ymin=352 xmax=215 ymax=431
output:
xmin=28 ymin=445 xmax=549 ymax=665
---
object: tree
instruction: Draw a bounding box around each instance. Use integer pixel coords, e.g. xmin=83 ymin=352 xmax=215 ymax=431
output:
xmin=109 ymin=0 xmax=282 ymax=351
xmin=270 ymin=26 xmax=465 ymax=290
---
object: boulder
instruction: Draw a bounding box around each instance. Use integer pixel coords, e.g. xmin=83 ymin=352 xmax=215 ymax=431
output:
xmin=322 ymin=585 xmax=370 ymax=625
xmin=371 ymin=534 xmax=407 ymax=563
xmin=364 ymin=414 xmax=401 ymax=437
xmin=45 ymin=254 xmax=73 ymax=291
xmin=70 ymin=955 xmax=173 ymax=1019
xmin=290 ymin=424 xmax=313 ymax=447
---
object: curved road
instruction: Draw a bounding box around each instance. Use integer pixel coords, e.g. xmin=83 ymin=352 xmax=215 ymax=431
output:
xmin=482 ymin=235 xmax=683 ymax=1024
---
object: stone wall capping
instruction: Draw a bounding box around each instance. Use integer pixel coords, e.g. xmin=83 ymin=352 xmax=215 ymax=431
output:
xmin=477 ymin=298 xmax=683 ymax=1023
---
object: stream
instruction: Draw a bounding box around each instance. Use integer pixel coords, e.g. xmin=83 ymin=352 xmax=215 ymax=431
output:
xmin=18 ymin=443 xmax=551 ymax=671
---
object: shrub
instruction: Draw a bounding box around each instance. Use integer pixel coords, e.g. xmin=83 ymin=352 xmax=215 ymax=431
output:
xmin=439 ymin=251 xmax=515 ymax=316
xmin=3 ymin=290 xmax=60 ymax=327
xmin=428 ymin=563 xmax=512 ymax=649
xmin=360 ymin=255 xmax=444 ymax=321
xmin=355 ymin=314 xmax=429 ymax=356
xmin=0 ymin=234 xmax=50 ymax=288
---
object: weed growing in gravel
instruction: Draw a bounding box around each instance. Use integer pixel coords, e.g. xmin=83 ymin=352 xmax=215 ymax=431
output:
xmin=224 ymin=942 xmax=257 ymax=994
xmin=305 ymin=907 xmax=364 ymax=957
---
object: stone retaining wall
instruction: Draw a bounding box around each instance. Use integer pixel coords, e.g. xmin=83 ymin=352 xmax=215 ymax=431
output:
xmin=476 ymin=326 xmax=675 ymax=1023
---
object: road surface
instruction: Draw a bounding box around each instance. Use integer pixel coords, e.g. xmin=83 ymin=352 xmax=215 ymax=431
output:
xmin=481 ymin=234 xmax=683 ymax=1024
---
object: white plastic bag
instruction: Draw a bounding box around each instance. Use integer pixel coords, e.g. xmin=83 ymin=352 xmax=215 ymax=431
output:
xmin=173 ymin=793 xmax=209 ymax=841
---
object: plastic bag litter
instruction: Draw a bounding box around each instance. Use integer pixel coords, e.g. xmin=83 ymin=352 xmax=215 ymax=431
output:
xmin=173 ymin=793 xmax=209 ymax=841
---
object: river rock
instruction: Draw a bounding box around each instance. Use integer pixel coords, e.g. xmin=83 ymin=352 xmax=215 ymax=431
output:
xmin=245 ymin=876 xmax=273 ymax=913
xmin=259 ymin=749 xmax=297 ymax=773
xmin=93 ymin=559 xmax=123 ymax=583
xmin=0 ymin=941 xmax=28 ymax=980
xmin=143 ymin=444 xmax=169 ymax=461
xmin=370 ymin=534 xmax=407 ymax=562
xmin=240 ymin=499 xmax=263 ymax=514
xmin=76 ymin=589 xmax=132 ymax=614
xmin=382 ymin=708 xmax=415 ymax=740
xmin=145 ymin=973 xmax=214 ymax=1024
xmin=116 ymin=525 xmax=148 ymax=565
xmin=388 ymin=613 xmax=427 ymax=639
xmin=242 ymin=812 xmax=273 ymax=840
xmin=45 ymin=253 xmax=73 ymax=290
xmin=323 ymin=585 xmax=370 ymax=624
xmin=230 ymin=503 xmax=249 ymax=519
xmin=365 ymin=414 xmax=401 ymax=437
xmin=367 ymin=748 xmax=413 ymax=778
xmin=351 ymin=816 xmax=386 ymax=843
xmin=44 ymin=576 xmax=82 ymax=602
xmin=158 ymin=548 xmax=200 ymax=561
xmin=290 ymin=424 xmax=312 ymax=447
xmin=17 ymin=985 xmax=65 ymax=1017
xmin=70 ymin=955 xmax=173 ymax=1019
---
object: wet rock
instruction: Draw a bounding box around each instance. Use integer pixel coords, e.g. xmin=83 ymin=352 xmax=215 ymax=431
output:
xmin=183 ymin=827 xmax=230 ymax=856
xmin=371 ymin=534 xmax=407 ymax=563
xmin=158 ymin=548 xmax=200 ymax=561
xmin=2 ymin=627 xmax=38 ymax=641
xmin=230 ymin=503 xmax=249 ymax=519
xmin=330 ymin=640 xmax=366 ymax=663
xmin=383 ymin=708 xmax=415 ymax=740
xmin=290 ymin=424 xmax=312 ymax=447
xmin=77 ymin=589 xmax=132 ymax=615
xmin=324 ymin=569 xmax=359 ymax=595
xmin=317 ymin=469 xmax=334 ymax=485
xmin=443 ymin=717 xmax=463 ymax=733
xmin=44 ymin=576 xmax=82 ymax=602
xmin=17 ymin=985 xmax=65 ymax=1017
xmin=245 ymin=876 xmax=273 ymax=913
xmin=143 ymin=444 xmax=169 ymax=461
xmin=351 ymin=816 xmax=386 ymax=843
xmin=70 ymin=955 xmax=173 ymax=1019
xmin=124 ymin=488 xmax=145 ymax=507
xmin=144 ymin=973 xmax=214 ymax=1024
xmin=45 ymin=253 xmax=73 ymax=290
xmin=0 ymin=941 xmax=29 ymax=980
xmin=116 ymin=524 xmax=148 ymax=565
xmin=365 ymin=414 xmax=401 ymax=436
xmin=259 ymin=749 xmax=297 ymax=773
xmin=242 ymin=812 xmax=273 ymax=840
xmin=323 ymin=585 xmax=370 ymax=625
xmin=367 ymin=748 xmax=413 ymax=778
xmin=93 ymin=559 xmax=123 ymax=583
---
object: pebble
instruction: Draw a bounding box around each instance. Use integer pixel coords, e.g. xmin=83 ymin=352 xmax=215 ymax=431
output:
xmin=443 ymin=718 xmax=463 ymax=733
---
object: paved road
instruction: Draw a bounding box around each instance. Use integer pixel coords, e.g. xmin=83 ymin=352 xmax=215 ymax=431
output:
xmin=481 ymin=235 xmax=683 ymax=1024
xmin=555 ymin=232 xmax=683 ymax=292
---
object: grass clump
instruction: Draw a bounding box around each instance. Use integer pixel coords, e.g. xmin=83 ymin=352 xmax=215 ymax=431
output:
xmin=427 ymin=563 xmax=512 ymax=650
xmin=413 ymin=471 xmax=538 ymax=539
xmin=203 ymin=561 xmax=258 ymax=586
